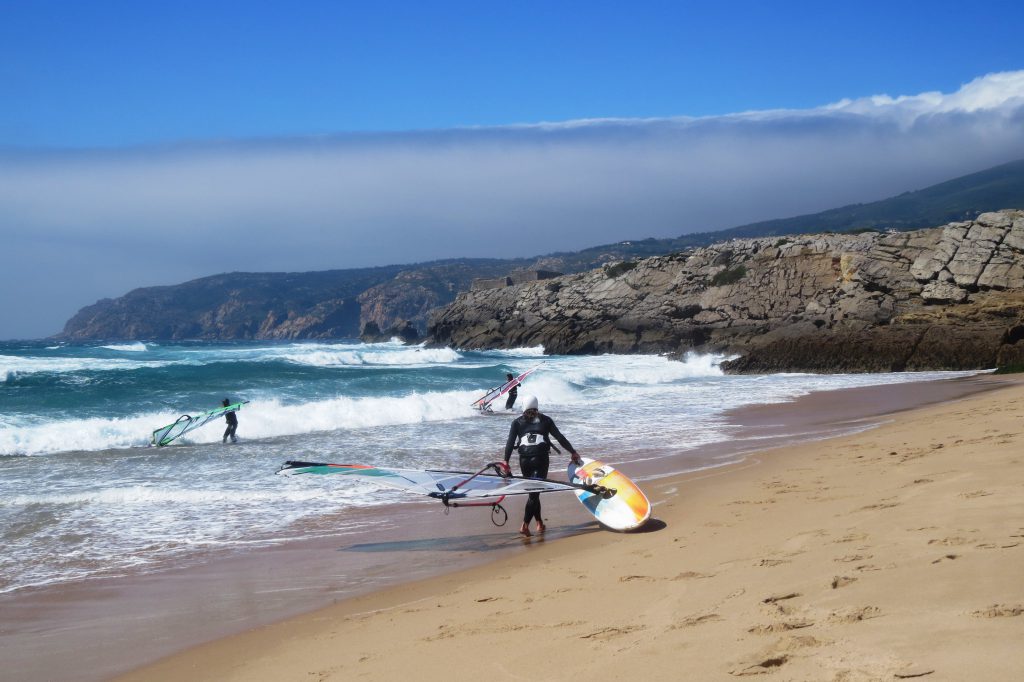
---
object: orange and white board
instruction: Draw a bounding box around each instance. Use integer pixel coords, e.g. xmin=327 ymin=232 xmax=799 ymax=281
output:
xmin=567 ymin=457 xmax=651 ymax=531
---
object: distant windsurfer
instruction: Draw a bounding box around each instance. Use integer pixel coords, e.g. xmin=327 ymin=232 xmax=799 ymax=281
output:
xmin=222 ymin=398 xmax=238 ymax=443
xmin=504 ymin=372 xmax=520 ymax=411
xmin=504 ymin=396 xmax=581 ymax=536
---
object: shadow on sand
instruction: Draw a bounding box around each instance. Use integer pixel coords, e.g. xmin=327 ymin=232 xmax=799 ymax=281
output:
xmin=341 ymin=522 xmax=604 ymax=553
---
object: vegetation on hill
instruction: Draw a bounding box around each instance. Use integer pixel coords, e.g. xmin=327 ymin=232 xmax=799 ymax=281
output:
xmin=673 ymin=158 xmax=1024 ymax=245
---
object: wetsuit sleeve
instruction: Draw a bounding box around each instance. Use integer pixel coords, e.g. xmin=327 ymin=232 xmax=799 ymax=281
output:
xmin=546 ymin=417 xmax=576 ymax=455
xmin=504 ymin=420 xmax=520 ymax=462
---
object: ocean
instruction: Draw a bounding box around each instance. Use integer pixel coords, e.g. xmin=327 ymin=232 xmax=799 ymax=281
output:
xmin=0 ymin=338 xmax=978 ymax=596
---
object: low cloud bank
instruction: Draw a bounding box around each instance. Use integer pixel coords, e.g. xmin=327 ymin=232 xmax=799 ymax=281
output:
xmin=3 ymin=71 xmax=1024 ymax=339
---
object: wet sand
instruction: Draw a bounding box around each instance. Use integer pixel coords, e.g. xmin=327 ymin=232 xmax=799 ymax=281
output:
xmin=1 ymin=374 xmax=1016 ymax=681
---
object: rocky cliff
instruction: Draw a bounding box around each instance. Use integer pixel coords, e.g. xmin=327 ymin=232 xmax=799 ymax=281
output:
xmin=428 ymin=210 xmax=1024 ymax=372
xmin=59 ymin=260 xmax=527 ymax=341
xmin=60 ymin=269 xmax=398 ymax=341
xmin=59 ymin=254 xmax=640 ymax=341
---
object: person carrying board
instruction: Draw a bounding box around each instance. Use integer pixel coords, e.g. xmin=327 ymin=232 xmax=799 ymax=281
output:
xmin=222 ymin=398 xmax=239 ymax=443
xmin=504 ymin=372 xmax=520 ymax=411
xmin=503 ymin=396 xmax=581 ymax=536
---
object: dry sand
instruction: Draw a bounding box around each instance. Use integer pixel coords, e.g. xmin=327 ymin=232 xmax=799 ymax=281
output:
xmin=116 ymin=379 xmax=1024 ymax=681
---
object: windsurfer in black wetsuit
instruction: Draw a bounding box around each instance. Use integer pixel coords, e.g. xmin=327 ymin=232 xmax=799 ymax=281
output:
xmin=504 ymin=372 xmax=519 ymax=411
xmin=504 ymin=396 xmax=581 ymax=536
xmin=222 ymin=398 xmax=238 ymax=443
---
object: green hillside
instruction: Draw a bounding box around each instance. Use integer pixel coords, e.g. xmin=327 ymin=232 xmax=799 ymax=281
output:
xmin=677 ymin=158 xmax=1024 ymax=245
xmin=559 ymin=159 xmax=1024 ymax=262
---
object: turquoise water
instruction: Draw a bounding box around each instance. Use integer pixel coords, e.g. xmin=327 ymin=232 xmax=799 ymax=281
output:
xmin=0 ymin=339 xmax=973 ymax=594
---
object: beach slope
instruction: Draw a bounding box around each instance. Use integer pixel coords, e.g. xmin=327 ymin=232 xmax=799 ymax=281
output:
xmin=117 ymin=381 xmax=1024 ymax=681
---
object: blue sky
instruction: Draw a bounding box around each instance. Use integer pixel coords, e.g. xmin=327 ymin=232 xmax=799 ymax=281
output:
xmin=3 ymin=0 xmax=1022 ymax=147
xmin=1 ymin=1 xmax=1024 ymax=339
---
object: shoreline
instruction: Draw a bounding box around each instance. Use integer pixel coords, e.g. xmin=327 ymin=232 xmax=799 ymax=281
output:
xmin=113 ymin=372 xmax=1024 ymax=681
xmin=1 ymin=373 xmax=1014 ymax=681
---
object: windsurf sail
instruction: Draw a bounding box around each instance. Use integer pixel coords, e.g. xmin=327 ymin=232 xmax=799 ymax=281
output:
xmin=278 ymin=460 xmax=584 ymax=499
xmin=278 ymin=459 xmax=598 ymax=526
xmin=471 ymin=363 xmax=542 ymax=412
xmin=151 ymin=401 xmax=248 ymax=447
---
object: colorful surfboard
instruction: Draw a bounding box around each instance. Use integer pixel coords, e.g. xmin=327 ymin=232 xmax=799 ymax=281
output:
xmin=567 ymin=457 xmax=651 ymax=531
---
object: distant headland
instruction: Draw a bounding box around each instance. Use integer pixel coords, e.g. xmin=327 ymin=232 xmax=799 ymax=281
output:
xmin=58 ymin=161 xmax=1024 ymax=373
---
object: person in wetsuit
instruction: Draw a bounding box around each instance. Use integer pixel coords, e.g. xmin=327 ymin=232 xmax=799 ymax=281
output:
xmin=222 ymin=398 xmax=238 ymax=443
xmin=504 ymin=372 xmax=519 ymax=411
xmin=503 ymin=396 xmax=581 ymax=536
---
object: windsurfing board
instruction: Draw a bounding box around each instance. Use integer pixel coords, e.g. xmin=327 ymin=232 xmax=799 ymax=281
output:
xmin=477 ymin=407 xmax=522 ymax=416
xmin=150 ymin=400 xmax=248 ymax=447
xmin=471 ymin=364 xmax=541 ymax=412
xmin=567 ymin=457 xmax=651 ymax=531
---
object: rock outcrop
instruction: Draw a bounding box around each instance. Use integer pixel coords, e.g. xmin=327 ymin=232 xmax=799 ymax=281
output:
xmin=60 ymin=261 xmax=530 ymax=341
xmin=60 ymin=270 xmax=396 ymax=341
xmin=359 ymin=320 xmax=421 ymax=344
xmin=428 ymin=211 xmax=1024 ymax=372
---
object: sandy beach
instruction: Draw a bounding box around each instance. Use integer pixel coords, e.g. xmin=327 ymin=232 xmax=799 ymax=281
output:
xmin=109 ymin=376 xmax=1024 ymax=682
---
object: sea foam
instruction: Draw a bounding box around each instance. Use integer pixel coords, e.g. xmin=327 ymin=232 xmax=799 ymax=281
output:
xmin=100 ymin=342 xmax=149 ymax=352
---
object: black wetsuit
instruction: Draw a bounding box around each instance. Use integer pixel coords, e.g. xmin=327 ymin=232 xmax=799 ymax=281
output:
xmin=504 ymin=414 xmax=577 ymax=525
xmin=223 ymin=410 xmax=238 ymax=443
xmin=504 ymin=382 xmax=519 ymax=410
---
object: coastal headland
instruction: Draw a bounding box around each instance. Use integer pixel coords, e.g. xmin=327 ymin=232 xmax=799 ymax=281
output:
xmin=110 ymin=375 xmax=1024 ymax=681
xmin=56 ymin=207 xmax=1024 ymax=376
xmin=431 ymin=210 xmax=1024 ymax=373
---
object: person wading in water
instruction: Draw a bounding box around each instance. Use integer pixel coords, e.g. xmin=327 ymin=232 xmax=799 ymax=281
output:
xmin=222 ymin=398 xmax=239 ymax=443
xmin=504 ymin=372 xmax=520 ymax=411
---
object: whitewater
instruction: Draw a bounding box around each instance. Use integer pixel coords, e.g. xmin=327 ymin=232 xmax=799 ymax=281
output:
xmin=0 ymin=338 xmax=978 ymax=594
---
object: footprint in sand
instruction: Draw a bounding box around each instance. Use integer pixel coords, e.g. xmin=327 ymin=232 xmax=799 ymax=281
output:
xmin=927 ymin=537 xmax=970 ymax=547
xmin=746 ymin=620 xmax=814 ymax=634
xmin=728 ymin=636 xmax=823 ymax=677
xmin=835 ymin=553 xmax=873 ymax=563
xmin=762 ymin=592 xmax=801 ymax=604
xmin=931 ymin=554 xmax=959 ymax=564
xmin=670 ymin=613 xmax=722 ymax=629
xmin=579 ymin=624 xmax=646 ymax=640
xmin=729 ymin=654 xmax=789 ymax=676
xmin=858 ymin=500 xmax=901 ymax=511
xmin=619 ymin=574 xmax=656 ymax=582
xmin=831 ymin=575 xmax=858 ymax=589
xmin=899 ymin=451 xmax=927 ymax=463
xmin=894 ymin=665 xmax=936 ymax=678
xmin=672 ymin=570 xmax=715 ymax=580
xmin=972 ymin=604 xmax=1024 ymax=618
xmin=828 ymin=606 xmax=881 ymax=623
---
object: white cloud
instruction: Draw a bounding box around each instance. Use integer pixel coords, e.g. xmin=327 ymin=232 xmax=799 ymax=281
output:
xmin=825 ymin=70 xmax=1024 ymax=118
xmin=2 ymin=71 xmax=1024 ymax=339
